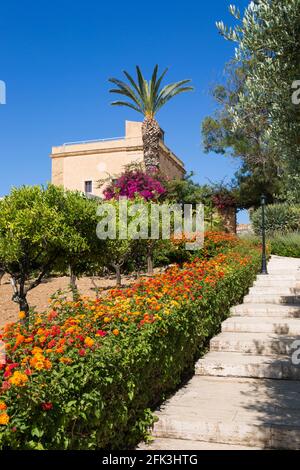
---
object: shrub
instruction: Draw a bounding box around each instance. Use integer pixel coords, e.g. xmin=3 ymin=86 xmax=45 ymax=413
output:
xmin=154 ymin=231 xmax=239 ymax=267
xmin=103 ymin=169 xmax=166 ymax=201
xmin=252 ymin=203 xmax=300 ymax=235
xmin=0 ymin=243 xmax=260 ymax=450
xmin=270 ymin=232 xmax=300 ymax=258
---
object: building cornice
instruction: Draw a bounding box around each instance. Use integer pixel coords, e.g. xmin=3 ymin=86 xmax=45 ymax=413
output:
xmin=50 ymin=139 xmax=185 ymax=173
xmin=50 ymin=144 xmax=144 ymax=159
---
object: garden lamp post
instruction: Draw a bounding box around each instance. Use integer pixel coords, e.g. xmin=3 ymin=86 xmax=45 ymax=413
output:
xmin=261 ymin=194 xmax=268 ymax=275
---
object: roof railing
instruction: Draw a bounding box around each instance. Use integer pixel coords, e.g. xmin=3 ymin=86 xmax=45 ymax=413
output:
xmin=63 ymin=136 xmax=125 ymax=146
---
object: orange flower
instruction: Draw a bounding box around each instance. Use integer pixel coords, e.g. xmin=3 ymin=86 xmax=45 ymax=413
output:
xmin=0 ymin=402 xmax=7 ymax=411
xmin=15 ymin=334 xmax=25 ymax=347
xmin=84 ymin=337 xmax=94 ymax=348
xmin=24 ymin=337 xmax=33 ymax=343
xmin=0 ymin=413 xmax=9 ymax=425
xmin=44 ymin=359 xmax=52 ymax=370
xmin=19 ymin=311 xmax=26 ymax=320
xmin=112 ymin=329 xmax=119 ymax=336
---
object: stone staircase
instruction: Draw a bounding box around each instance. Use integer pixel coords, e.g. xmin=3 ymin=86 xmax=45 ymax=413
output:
xmin=141 ymin=256 xmax=300 ymax=450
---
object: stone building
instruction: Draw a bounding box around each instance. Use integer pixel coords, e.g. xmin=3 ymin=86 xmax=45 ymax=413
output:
xmin=50 ymin=121 xmax=185 ymax=197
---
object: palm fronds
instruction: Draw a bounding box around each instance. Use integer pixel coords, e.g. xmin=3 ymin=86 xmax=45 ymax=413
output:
xmin=109 ymin=65 xmax=193 ymax=118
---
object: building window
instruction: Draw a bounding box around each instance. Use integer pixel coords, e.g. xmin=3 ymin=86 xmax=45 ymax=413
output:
xmin=84 ymin=180 xmax=93 ymax=194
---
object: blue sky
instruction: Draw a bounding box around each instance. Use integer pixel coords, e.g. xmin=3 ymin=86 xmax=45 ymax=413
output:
xmin=0 ymin=0 xmax=250 ymax=221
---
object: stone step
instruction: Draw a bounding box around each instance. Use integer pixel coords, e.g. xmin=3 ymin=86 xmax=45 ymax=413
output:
xmin=210 ymin=332 xmax=300 ymax=356
xmin=266 ymin=270 xmax=300 ymax=275
xmin=231 ymin=304 xmax=300 ymax=318
xmin=139 ymin=438 xmax=261 ymax=450
xmin=244 ymin=294 xmax=300 ymax=305
xmin=196 ymin=352 xmax=300 ymax=380
xmin=256 ymin=274 xmax=300 ymax=281
xmin=254 ymin=279 xmax=300 ymax=287
xmin=152 ymin=376 xmax=300 ymax=450
xmin=222 ymin=316 xmax=300 ymax=335
xmin=267 ymin=265 xmax=300 ymax=270
xmin=268 ymin=259 xmax=300 ymax=264
xmin=248 ymin=287 xmax=299 ymax=296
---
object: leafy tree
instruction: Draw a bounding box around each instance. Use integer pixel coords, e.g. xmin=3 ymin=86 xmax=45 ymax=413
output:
xmin=45 ymin=186 xmax=105 ymax=299
xmin=96 ymin=198 xmax=141 ymax=286
xmin=216 ymin=1 xmax=300 ymax=198
xmin=202 ymin=63 xmax=282 ymax=208
xmin=0 ymin=186 xmax=81 ymax=320
xmin=164 ymin=173 xmax=210 ymax=205
xmin=0 ymin=186 xmax=104 ymax=320
xmin=109 ymin=65 xmax=193 ymax=171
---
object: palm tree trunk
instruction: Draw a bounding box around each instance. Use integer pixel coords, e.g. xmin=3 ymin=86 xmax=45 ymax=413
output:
xmin=142 ymin=117 xmax=161 ymax=172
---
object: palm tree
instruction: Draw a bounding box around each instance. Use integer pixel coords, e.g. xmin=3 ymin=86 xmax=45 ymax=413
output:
xmin=109 ymin=65 xmax=193 ymax=171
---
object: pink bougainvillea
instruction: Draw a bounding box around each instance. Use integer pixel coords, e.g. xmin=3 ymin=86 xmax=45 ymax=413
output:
xmin=104 ymin=170 xmax=166 ymax=201
xmin=212 ymin=191 xmax=236 ymax=210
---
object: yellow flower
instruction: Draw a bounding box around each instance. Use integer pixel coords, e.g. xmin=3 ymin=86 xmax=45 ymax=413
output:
xmin=59 ymin=357 xmax=73 ymax=364
xmin=103 ymin=317 xmax=111 ymax=323
xmin=34 ymin=361 xmax=45 ymax=371
xmin=19 ymin=311 xmax=26 ymax=320
xmin=9 ymin=371 xmax=28 ymax=387
xmin=0 ymin=413 xmax=9 ymax=425
xmin=84 ymin=337 xmax=94 ymax=348
xmin=31 ymin=347 xmax=43 ymax=355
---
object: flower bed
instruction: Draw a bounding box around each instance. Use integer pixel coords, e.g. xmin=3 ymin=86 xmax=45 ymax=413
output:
xmin=0 ymin=240 xmax=260 ymax=449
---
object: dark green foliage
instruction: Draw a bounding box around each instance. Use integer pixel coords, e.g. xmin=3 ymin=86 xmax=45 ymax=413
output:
xmin=252 ymin=204 xmax=300 ymax=235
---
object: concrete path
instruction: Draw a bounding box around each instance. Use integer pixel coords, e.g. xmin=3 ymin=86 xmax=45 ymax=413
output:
xmin=141 ymin=256 xmax=300 ymax=450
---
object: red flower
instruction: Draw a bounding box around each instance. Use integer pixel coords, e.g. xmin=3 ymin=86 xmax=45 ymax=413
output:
xmin=41 ymin=402 xmax=53 ymax=411
xmin=96 ymin=330 xmax=107 ymax=337
xmin=78 ymin=349 xmax=86 ymax=357
xmin=1 ymin=381 xmax=11 ymax=391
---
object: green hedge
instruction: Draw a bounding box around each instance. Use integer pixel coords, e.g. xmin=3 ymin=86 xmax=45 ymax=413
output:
xmin=252 ymin=203 xmax=300 ymax=235
xmin=270 ymin=232 xmax=300 ymax=258
xmin=0 ymin=244 xmax=260 ymax=450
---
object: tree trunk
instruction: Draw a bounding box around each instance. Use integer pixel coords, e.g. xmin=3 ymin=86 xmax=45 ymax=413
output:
xmin=19 ymin=296 xmax=30 ymax=319
xmin=69 ymin=265 xmax=79 ymax=301
xmin=147 ymin=242 xmax=154 ymax=275
xmin=113 ymin=264 xmax=122 ymax=287
xmin=11 ymin=290 xmax=30 ymax=324
xmin=0 ymin=270 xmax=5 ymax=285
xmin=142 ymin=117 xmax=161 ymax=172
